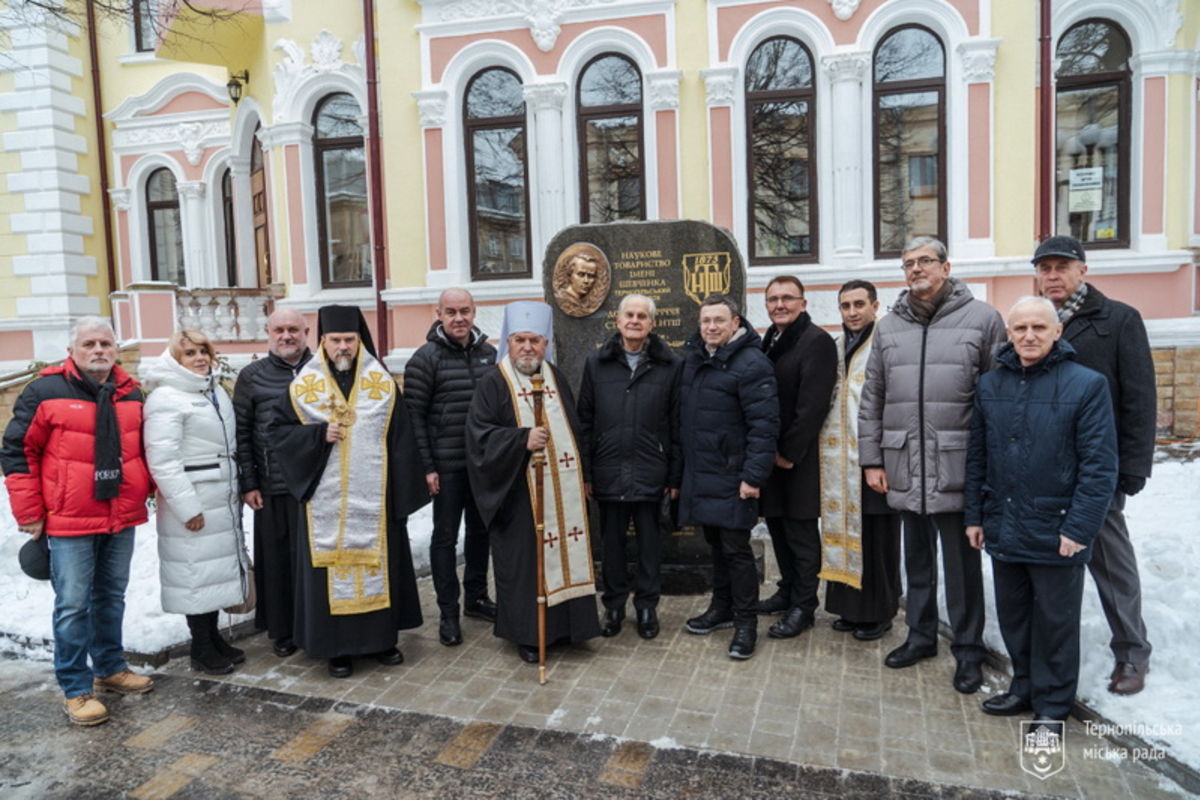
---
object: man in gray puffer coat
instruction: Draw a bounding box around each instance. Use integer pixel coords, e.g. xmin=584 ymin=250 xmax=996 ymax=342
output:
xmin=859 ymin=237 xmax=1005 ymax=695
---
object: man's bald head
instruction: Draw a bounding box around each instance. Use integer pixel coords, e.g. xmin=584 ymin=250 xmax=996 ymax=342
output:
xmin=436 ymin=287 xmax=477 ymax=346
xmin=1006 ymin=296 xmax=1062 ymax=367
xmin=267 ymin=307 xmax=309 ymax=363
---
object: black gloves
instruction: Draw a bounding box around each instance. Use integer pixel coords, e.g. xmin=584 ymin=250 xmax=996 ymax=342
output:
xmin=1118 ymin=474 xmax=1146 ymax=497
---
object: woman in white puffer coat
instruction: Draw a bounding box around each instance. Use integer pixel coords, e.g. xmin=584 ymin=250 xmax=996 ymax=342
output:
xmin=143 ymin=329 xmax=249 ymax=674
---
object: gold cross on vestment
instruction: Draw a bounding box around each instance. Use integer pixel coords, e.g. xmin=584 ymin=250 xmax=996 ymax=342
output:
xmin=318 ymin=394 xmax=357 ymax=426
xmin=360 ymin=370 xmax=393 ymax=400
xmin=294 ymin=374 xmax=327 ymax=403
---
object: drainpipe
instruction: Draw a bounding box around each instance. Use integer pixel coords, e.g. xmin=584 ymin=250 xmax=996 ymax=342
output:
xmin=1038 ymin=0 xmax=1053 ymax=240
xmin=362 ymin=0 xmax=389 ymax=357
xmin=86 ymin=1 xmax=119 ymax=299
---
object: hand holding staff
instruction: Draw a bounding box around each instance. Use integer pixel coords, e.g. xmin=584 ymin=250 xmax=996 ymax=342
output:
xmin=530 ymin=372 xmax=548 ymax=685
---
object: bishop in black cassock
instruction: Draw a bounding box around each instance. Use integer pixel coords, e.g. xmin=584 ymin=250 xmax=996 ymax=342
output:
xmin=466 ymin=301 xmax=600 ymax=664
xmin=272 ymin=305 xmax=429 ymax=678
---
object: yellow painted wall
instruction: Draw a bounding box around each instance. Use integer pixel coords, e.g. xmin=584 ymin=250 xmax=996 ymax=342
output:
xmin=677 ymin=2 xmax=711 ymax=223
xmin=989 ymin=1 xmax=1037 ymax=258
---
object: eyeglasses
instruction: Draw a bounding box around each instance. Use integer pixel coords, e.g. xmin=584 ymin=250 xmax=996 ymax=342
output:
xmin=902 ymin=255 xmax=942 ymax=271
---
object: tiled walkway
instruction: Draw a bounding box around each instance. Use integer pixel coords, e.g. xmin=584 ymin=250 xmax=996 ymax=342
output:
xmin=163 ymin=570 xmax=1186 ymax=799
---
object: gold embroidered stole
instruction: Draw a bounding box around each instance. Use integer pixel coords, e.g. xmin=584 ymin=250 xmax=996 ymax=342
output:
xmin=290 ymin=346 xmax=395 ymax=615
xmin=817 ymin=328 xmax=875 ymax=590
xmin=499 ymin=357 xmax=596 ymax=607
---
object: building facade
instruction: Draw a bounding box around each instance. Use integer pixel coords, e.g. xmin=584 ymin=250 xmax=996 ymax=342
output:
xmin=1 ymin=0 xmax=1198 ymax=430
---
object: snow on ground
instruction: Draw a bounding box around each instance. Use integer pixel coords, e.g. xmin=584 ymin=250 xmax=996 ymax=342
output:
xmin=0 ymin=450 xmax=1195 ymax=771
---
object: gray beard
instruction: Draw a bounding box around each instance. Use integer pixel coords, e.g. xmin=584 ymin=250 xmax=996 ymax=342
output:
xmin=514 ymin=356 xmax=542 ymax=376
xmin=334 ymin=356 xmax=353 ymax=372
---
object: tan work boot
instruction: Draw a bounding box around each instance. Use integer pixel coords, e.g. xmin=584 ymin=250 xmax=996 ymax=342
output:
xmin=94 ymin=668 xmax=154 ymax=695
xmin=64 ymin=693 xmax=109 ymax=726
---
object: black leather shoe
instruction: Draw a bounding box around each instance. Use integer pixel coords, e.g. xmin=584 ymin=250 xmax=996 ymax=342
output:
xmin=755 ymin=592 xmax=789 ymax=615
xmin=328 ymin=656 xmax=353 ymax=679
xmin=272 ymin=637 xmax=297 ymax=657
xmin=728 ymin=625 xmax=756 ymax=660
xmin=374 ymin=647 xmax=404 ymax=666
xmin=981 ymin=692 xmax=1031 ymax=716
xmin=685 ymin=606 xmax=734 ymax=635
xmin=954 ymin=660 xmax=983 ymax=694
xmin=636 ymin=607 xmax=659 ymax=640
xmin=601 ymin=607 xmax=624 ymax=638
xmin=464 ymin=597 xmax=498 ymax=623
xmin=885 ymin=641 xmax=938 ymax=668
xmin=768 ymin=608 xmax=814 ymax=639
xmin=439 ymin=616 xmax=463 ymax=647
xmin=852 ymin=621 xmax=893 ymax=641
xmin=831 ymin=618 xmax=856 ymax=632
xmin=516 ymin=644 xmax=539 ymax=664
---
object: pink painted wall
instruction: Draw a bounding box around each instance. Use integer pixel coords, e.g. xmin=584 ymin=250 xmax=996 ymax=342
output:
xmin=430 ymin=16 xmax=668 ymax=83
xmin=283 ymin=145 xmax=307 ymax=285
xmin=424 ymin=129 xmax=447 ymax=271
xmin=709 ymin=107 xmax=733 ymax=231
xmin=119 ymin=149 xmax=214 ymax=184
xmin=1141 ymin=76 xmax=1166 ymax=236
xmin=1194 ymin=79 xmax=1200 ymax=241
xmin=115 ymin=299 xmax=133 ymax=342
xmin=716 ymin=0 xmax=979 ymax=60
xmin=135 ymin=292 xmax=176 ymax=341
xmin=392 ymin=304 xmax=436 ymax=349
xmin=967 ymin=82 xmax=990 ymax=239
xmin=152 ymin=91 xmax=225 ymax=116
xmin=0 ymin=330 xmax=33 ymax=361
xmin=656 ymin=110 xmax=678 ymax=219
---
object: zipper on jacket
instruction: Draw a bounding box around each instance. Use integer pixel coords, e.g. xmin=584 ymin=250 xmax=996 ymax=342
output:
xmin=918 ymin=324 xmax=929 ymax=515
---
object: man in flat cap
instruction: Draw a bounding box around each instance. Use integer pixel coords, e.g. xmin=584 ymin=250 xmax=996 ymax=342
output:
xmin=272 ymin=305 xmax=429 ymax=678
xmin=466 ymin=301 xmax=600 ymax=664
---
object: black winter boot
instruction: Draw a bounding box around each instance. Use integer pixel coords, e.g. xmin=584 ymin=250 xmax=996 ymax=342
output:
xmin=208 ymin=615 xmax=245 ymax=664
xmin=728 ymin=623 xmax=757 ymax=660
xmin=187 ymin=613 xmax=234 ymax=675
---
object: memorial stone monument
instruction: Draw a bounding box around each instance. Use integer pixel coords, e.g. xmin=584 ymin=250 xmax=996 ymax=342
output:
xmin=543 ymin=220 xmax=756 ymax=593
xmin=543 ymin=220 xmax=746 ymax=393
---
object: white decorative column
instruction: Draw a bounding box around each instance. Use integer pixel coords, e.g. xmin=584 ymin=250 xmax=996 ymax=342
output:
xmin=258 ymin=121 xmax=316 ymax=293
xmin=177 ymin=180 xmax=211 ymax=287
xmin=0 ymin=3 xmax=99 ymax=361
xmin=822 ymin=52 xmax=870 ymax=259
xmin=700 ymin=67 xmax=737 ymax=231
xmin=228 ymin=155 xmax=256 ymax=287
xmin=523 ymin=81 xmax=568 ymax=257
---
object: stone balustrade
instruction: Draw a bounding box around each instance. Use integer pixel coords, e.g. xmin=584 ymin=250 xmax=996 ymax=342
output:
xmin=175 ymin=288 xmax=277 ymax=342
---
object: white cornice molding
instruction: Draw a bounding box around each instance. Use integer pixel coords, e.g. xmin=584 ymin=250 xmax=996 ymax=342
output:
xmin=105 ymin=72 xmax=228 ymax=121
xmin=413 ymin=89 xmax=449 ymax=128
xmin=701 ymin=66 xmax=737 ymax=108
xmin=109 ymin=188 xmax=132 ymax=211
xmin=522 ymin=81 xmax=568 ymax=112
xmin=1130 ymin=49 xmax=1200 ymax=76
xmin=271 ymin=31 xmax=366 ymax=124
xmin=957 ymin=38 xmax=1001 ymax=83
xmin=257 ymin=121 xmax=314 ymax=149
xmin=822 ymin=52 xmax=869 ymax=84
xmin=111 ymin=116 xmax=231 ymax=165
xmin=415 ymin=0 xmax=674 ymax=42
xmin=1145 ymin=317 xmax=1200 ymax=348
xmin=645 ymin=69 xmax=681 ymax=111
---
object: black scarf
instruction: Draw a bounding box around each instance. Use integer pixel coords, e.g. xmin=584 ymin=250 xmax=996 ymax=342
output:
xmin=75 ymin=367 xmax=123 ymax=500
xmin=907 ymin=280 xmax=953 ymax=325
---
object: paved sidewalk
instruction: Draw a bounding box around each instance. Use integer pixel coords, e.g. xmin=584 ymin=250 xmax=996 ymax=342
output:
xmin=162 ymin=573 xmax=1185 ymax=799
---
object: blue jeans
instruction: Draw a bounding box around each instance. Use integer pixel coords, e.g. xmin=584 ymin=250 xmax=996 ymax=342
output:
xmin=48 ymin=528 xmax=135 ymax=698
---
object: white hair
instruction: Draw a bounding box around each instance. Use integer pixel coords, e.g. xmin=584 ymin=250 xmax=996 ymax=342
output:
xmin=618 ymin=293 xmax=657 ymax=321
xmin=68 ymin=316 xmax=116 ymax=346
xmin=1007 ymin=295 xmax=1058 ymax=322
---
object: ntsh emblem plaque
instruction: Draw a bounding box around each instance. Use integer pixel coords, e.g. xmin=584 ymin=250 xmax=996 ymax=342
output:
xmin=681 ymin=252 xmax=732 ymax=305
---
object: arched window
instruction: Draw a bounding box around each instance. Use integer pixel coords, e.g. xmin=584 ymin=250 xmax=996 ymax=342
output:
xmin=873 ymin=25 xmax=946 ymax=257
xmin=1055 ymin=19 xmax=1130 ymax=247
xmin=146 ymin=167 xmax=184 ymax=285
xmin=577 ymin=54 xmax=644 ymax=223
xmin=313 ymin=93 xmax=370 ymax=287
xmin=464 ymin=67 xmax=531 ymax=280
xmin=745 ymin=36 xmax=817 ymax=264
xmin=221 ymin=167 xmax=237 ymax=286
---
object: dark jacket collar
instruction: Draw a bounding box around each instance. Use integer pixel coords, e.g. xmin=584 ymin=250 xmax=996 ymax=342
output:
xmin=892 ymin=277 xmax=975 ymax=325
xmin=1068 ymin=283 xmax=1110 ymax=321
xmin=427 ymin=321 xmax=487 ymax=351
xmin=684 ymin=319 xmax=763 ymax=364
xmin=267 ymin=348 xmax=312 ymax=372
xmin=995 ymin=338 xmax=1076 ymax=373
xmin=51 ymin=359 xmax=139 ymax=400
xmin=598 ymin=331 xmax=674 ymax=364
xmin=761 ymin=312 xmax=812 ymax=361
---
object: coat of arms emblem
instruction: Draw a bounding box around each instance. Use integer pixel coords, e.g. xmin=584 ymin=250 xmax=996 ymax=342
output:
xmin=1020 ymin=721 xmax=1065 ymax=780
xmin=681 ymin=252 xmax=732 ymax=305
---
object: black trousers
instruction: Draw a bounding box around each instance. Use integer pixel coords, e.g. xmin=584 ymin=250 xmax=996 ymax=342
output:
xmin=900 ymin=512 xmax=986 ymax=662
xmin=253 ymin=493 xmax=300 ymax=641
xmin=599 ymin=500 xmax=662 ymax=612
xmin=1088 ymin=491 xmax=1152 ymax=664
xmin=702 ymin=526 xmax=757 ymax=625
xmin=825 ymin=512 xmax=902 ymax=624
xmin=430 ymin=470 xmax=490 ymax=618
xmin=764 ymin=516 xmax=821 ymax=613
xmin=993 ymin=559 xmax=1085 ymax=721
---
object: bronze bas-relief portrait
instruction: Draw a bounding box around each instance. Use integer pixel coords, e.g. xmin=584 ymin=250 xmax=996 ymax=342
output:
xmin=551 ymin=243 xmax=611 ymax=318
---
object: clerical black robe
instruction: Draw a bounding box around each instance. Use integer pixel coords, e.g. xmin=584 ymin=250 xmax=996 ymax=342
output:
xmin=272 ymin=364 xmax=429 ymax=659
xmin=466 ymin=364 xmax=600 ymax=648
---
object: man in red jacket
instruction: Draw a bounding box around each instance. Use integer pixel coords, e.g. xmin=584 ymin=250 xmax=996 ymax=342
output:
xmin=2 ymin=317 xmax=154 ymax=725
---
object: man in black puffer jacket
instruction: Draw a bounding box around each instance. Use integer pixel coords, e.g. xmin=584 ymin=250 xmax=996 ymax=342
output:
xmin=578 ymin=294 xmax=682 ymax=641
xmin=233 ymin=308 xmax=313 ymax=657
xmin=403 ymin=288 xmax=498 ymax=646
xmin=679 ymin=294 xmax=779 ymax=660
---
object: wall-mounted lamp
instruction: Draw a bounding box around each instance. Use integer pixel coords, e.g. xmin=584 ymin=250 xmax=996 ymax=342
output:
xmin=227 ymin=70 xmax=249 ymax=105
